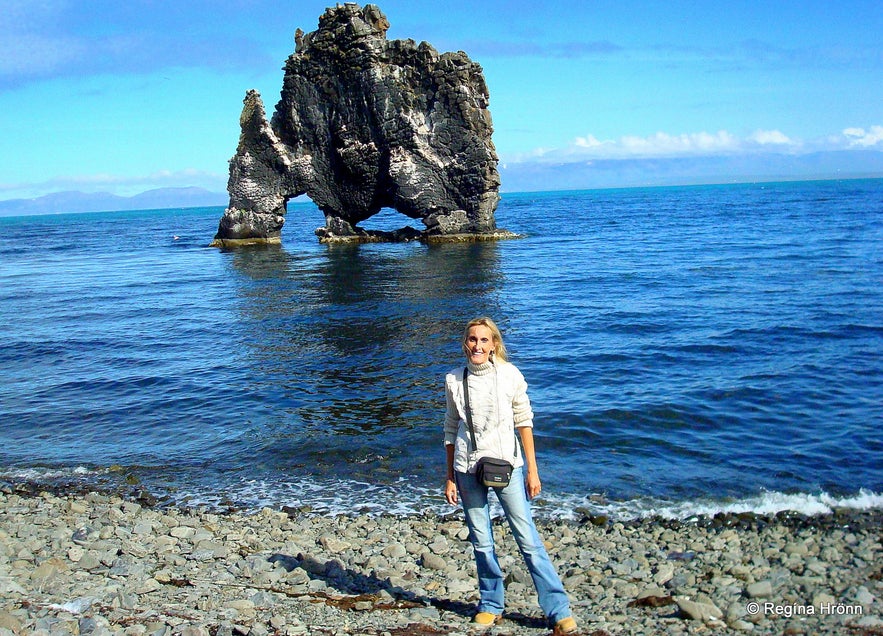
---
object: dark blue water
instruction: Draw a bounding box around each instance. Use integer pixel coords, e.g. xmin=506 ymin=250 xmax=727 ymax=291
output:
xmin=1 ymin=180 xmax=881 ymax=518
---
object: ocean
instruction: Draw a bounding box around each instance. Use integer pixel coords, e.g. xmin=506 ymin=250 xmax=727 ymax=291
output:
xmin=1 ymin=179 xmax=881 ymax=520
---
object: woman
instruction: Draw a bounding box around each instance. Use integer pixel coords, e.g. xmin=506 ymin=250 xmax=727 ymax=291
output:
xmin=444 ymin=317 xmax=578 ymax=634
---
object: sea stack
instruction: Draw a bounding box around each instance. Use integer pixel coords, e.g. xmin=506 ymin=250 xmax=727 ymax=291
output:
xmin=211 ymin=3 xmax=509 ymax=245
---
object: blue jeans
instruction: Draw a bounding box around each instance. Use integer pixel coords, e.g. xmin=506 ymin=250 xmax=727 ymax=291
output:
xmin=455 ymin=466 xmax=572 ymax=622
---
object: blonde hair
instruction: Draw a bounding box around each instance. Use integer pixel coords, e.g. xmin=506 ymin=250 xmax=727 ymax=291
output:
xmin=462 ymin=316 xmax=508 ymax=362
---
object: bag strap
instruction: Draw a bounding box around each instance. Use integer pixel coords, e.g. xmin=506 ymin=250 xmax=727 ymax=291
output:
xmin=462 ymin=367 xmax=478 ymax=450
xmin=462 ymin=366 xmax=519 ymax=458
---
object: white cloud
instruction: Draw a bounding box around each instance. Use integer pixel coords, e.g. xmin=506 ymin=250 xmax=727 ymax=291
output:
xmin=749 ymin=129 xmax=793 ymax=145
xmin=518 ymin=129 xmax=757 ymax=162
xmin=507 ymin=126 xmax=883 ymax=164
xmin=619 ymin=130 xmax=740 ymax=156
xmin=0 ymin=34 xmax=82 ymax=76
xmin=574 ymin=134 xmax=608 ymax=149
xmin=843 ymin=126 xmax=883 ymax=147
xmin=0 ymin=2 xmax=272 ymax=90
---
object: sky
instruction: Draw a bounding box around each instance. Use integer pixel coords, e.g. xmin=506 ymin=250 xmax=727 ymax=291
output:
xmin=1 ymin=0 xmax=881 ymax=201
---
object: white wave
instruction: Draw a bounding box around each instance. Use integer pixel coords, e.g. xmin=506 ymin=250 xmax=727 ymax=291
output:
xmin=0 ymin=465 xmax=98 ymax=481
xmin=165 ymin=476 xmax=883 ymax=522
xmin=166 ymin=475 xmax=444 ymax=517
xmin=561 ymin=488 xmax=883 ymax=521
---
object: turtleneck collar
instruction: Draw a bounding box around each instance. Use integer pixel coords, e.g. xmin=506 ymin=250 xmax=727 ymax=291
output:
xmin=466 ymin=359 xmax=495 ymax=376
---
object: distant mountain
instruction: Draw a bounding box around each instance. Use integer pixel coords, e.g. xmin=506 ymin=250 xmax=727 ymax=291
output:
xmin=0 ymin=187 xmax=228 ymax=217
xmin=499 ymin=149 xmax=883 ymax=192
xmin=129 ymin=187 xmax=228 ymax=210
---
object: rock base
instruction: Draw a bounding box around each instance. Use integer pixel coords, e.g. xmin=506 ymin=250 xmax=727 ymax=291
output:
xmin=209 ymin=236 xmax=283 ymax=248
xmin=315 ymin=227 xmax=523 ymax=244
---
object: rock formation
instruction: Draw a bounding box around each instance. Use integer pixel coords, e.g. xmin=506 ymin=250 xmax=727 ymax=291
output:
xmin=211 ymin=3 xmax=511 ymax=245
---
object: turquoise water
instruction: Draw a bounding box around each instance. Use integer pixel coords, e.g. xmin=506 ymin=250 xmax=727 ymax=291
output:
xmin=1 ymin=180 xmax=881 ymax=518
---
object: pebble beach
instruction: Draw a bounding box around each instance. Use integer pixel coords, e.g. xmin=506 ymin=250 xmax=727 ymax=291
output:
xmin=0 ymin=487 xmax=880 ymax=636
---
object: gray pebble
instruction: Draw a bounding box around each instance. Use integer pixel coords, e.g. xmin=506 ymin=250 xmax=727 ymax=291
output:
xmin=1 ymin=489 xmax=879 ymax=636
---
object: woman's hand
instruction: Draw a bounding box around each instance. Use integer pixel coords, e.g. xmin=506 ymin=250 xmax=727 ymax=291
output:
xmin=525 ymin=469 xmax=542 ymax=500
xmin=444 ymin=445 xmax=458 ymax=505
xmin=518 ymin=427 xmax=542 ymax=500
xmin=445 ymin=478 xmax=458 ymax=505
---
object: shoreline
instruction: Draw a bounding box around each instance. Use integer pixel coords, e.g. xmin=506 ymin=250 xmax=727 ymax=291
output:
xmin=4 ymin=469 xmax=881 ymax=523
xmin=1 ymin=487 xmax=880 ymax=635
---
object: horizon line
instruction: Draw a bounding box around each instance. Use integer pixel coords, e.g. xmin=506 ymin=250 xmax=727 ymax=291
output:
xmin=2 ymin=175 xmax=881 ymax=219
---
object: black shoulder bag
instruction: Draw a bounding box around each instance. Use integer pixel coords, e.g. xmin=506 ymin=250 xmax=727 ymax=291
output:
xmin=463 ymin=367 xmax=515 ymax=489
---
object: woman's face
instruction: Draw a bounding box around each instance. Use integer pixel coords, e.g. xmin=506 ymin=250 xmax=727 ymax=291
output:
xmin=465 ymin=324 xmax=494 ymax=365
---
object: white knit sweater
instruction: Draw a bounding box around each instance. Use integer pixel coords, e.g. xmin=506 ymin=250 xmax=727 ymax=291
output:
xmin=444 ymin=359 xmax=534 ymax=474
